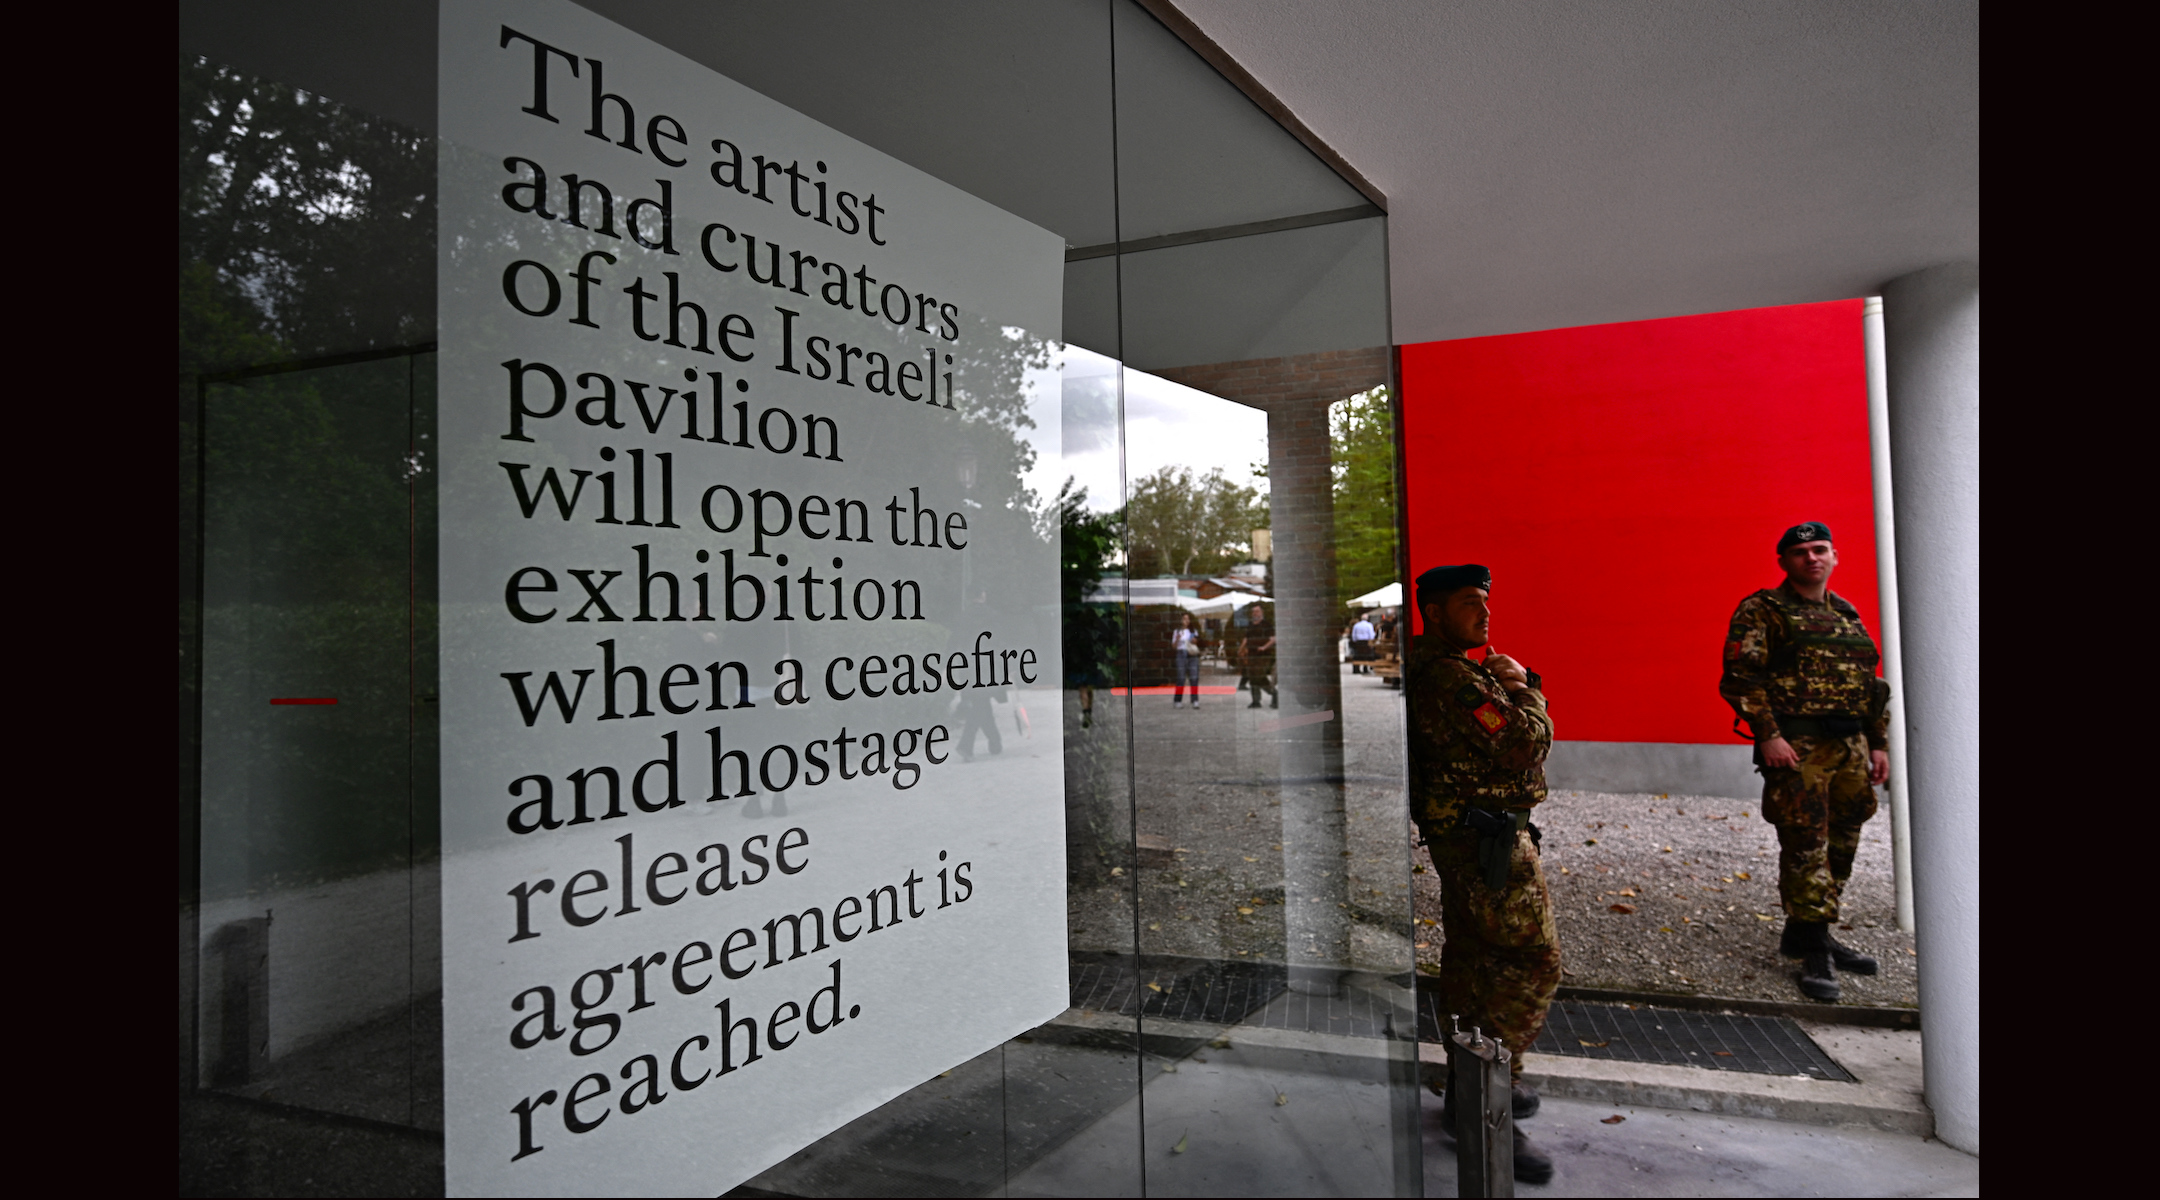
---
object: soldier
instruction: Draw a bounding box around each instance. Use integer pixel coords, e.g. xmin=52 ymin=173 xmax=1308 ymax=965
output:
xmin=1407 ymin=563 xmax=1557 ymax=1184
xmin=1720 ymin=522 xmax=1890 ymax=1002
xmin=1241 ymin=606 xmax=1278 ymax=709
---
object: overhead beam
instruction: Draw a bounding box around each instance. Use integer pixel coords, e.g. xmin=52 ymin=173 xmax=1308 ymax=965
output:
xmin=1066 ymin=203 xmax=1381 ymax=262
xmin=1134 ymin=0 xmax=1388 ymax=213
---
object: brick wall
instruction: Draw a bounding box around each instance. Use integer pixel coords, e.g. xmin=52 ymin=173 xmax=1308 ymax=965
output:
xmin=1152 ymin=346 xmax=1392 ymax=974
xmin=1154 ymin=346 xmax=1391 ymax=717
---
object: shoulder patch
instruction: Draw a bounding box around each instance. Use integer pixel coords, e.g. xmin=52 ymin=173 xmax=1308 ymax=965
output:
xmin=1455 ymin=683 xmax=1486 ymax=709
xmin=1471 ymin=702 xmax=1509 ymax=733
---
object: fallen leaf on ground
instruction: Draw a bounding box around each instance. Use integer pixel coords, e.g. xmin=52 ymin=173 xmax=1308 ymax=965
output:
xmin=1172 ymin=1133 xmax=1189 ymax=1154
xmin=1578 ymin=1039 xmax=1610 ymax=1048
xmin=1661 ymin=846 xmax=1674 ymax=853
xmin=1583 ymin=838 xmax=1598 ymax=845
xmin=1713 ymin=1051 xmax=1734 ymax=1057
xmin=1754 ymin=913 xmax=1775 ymax=921
xmin=1237 ymin=907 xmax=1254 ymax=915
xmin=1608 ymin=903 xmax=1637 ymax=914
xmin=1415 ymin=941 xmax=1430 ymax=949
xmin=1659 ymin=926 xmax=1676 ymax=933
xmin=1210 ymin=1037 xmax=1231 ymax=1049
xmin=1243 ymin=856 xmax=1257 ymax=862
xmin=1618 ymin=888 xmax=1637 ymax=897
xmin=1146 ymin=982 xmax=1163 ymax=992
xmin=1602 ymin=1115 xmax=1626 ymax=1125
xmin=1148 ymin=922 xmax=1162 ymax=931
xmin=939 ymin=1070 xmax=953 ymax=1078
xmin=1276 ymin=1092 xmax=1289 ymax=1106
xmin=1736 ymin=871 xmax=1752 ymax=880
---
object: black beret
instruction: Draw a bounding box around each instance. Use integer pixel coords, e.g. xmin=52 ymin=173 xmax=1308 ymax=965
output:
xmin=1416 ymin=564 xmax=1491 ymax=599
xmin=1776 ymin=522 xmax=1833 ymax=553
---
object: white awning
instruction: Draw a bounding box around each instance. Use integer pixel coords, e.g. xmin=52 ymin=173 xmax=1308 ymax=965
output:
xmin=1347 ymin=581 xmax=1402 ymax=609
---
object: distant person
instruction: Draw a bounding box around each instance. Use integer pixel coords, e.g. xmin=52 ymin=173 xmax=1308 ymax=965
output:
xmin=1241 ymin=609 xmax=1277 ymax=709
xmin=957 ymin=587 xmax=1007 ymax=759
xmin=1171 ymin=612 xmax=1203 ymax=708
xmin=1349 ymin=611 xmax=1377 ymax=674
xmin=1405 ymin=563 xmax=1557 ymax=1184
xmin=1720 ymin=522 xmax=1890 ymax=1002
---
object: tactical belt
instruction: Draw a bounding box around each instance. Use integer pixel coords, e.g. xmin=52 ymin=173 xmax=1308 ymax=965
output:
xmin=1774 ymin=713 xmax=1864 ymax=738
xmin=1460 ymin=807 xmax=1540 ymax=890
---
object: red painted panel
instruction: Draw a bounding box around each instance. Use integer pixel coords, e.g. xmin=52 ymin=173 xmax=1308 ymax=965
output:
xmin=1399 ymin=299 xmax=1877 ymax=744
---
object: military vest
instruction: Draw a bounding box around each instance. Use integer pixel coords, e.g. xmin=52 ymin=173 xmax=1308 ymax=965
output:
xmin=1749 ymin=586 xmax=1880 ymax=716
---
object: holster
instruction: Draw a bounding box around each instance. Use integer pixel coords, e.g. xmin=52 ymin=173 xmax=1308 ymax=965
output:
xmin=1461 ymin=807 xmax=1536 ymax=890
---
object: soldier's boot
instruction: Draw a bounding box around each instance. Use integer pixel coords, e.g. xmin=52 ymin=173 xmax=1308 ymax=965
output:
xmin=1826 ymin=931 xmax=1878 ymax=975
xmin=1783 ymin=919 xmax=1841 ymax=1000
xmin=1513 ymin=1126 xmax=1556 ymax=1185
xmin=1512 ymin=1079 xmax=1541 ymax=1119
xmin=1440 ymin=1073 xmax=1541 ymax=1123
xmin=1798 ymin=949 xmax=1840 ymax=1001
xmin=1777 ymin=917 xmax=1818 ymax=958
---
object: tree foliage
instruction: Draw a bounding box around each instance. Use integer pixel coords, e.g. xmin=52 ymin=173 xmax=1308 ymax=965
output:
xmin=1122 ymin=465 xmax=1268 ymax=579
xmin=1331 ymin=387 xmax=1399 ymax=612
xmin=1058 ymin=480 xmax=1124 ymax=688
xmin=179 ymin=53 xmax=433 ymax=372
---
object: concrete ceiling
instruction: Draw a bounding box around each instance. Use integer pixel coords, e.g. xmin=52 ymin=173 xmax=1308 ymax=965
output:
xmin=1169 ymin=0 xmax=1979 ymax=343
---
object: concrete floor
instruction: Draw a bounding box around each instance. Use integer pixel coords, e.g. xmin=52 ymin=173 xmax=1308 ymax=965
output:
xmin=992 ymin=1015 xmax=1974 ymax=1199
xmin=1421 ymin=1091 xmax=1977 ymax=1198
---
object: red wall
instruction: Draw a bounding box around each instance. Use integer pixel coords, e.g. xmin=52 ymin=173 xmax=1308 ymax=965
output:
xmin=1399 ymin=299 xmax=1878 ymax=744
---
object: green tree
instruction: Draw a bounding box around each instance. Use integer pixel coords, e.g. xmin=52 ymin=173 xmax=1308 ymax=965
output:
xmin=1331 ymin=387 xmax=1399 ymax=612
xmin=1123 ymin=465 xmax=1268 ymax=579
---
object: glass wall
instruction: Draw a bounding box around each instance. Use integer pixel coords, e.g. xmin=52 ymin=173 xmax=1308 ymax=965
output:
xmin=179 ymin=3 xmax=1407 ymax=1193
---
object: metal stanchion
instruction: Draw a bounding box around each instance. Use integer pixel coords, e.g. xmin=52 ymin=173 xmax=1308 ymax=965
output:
xmin=1449 ymin=1017 xmax=1513 ymax=1197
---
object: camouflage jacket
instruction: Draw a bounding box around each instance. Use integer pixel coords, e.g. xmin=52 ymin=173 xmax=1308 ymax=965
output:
xmin=1406 ymin=636 xmax=1552 ymax=825
xmin=1719 ymin=582 xmax=1891 ymax=749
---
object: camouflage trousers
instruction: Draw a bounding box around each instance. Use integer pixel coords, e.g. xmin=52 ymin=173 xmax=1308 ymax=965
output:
xmin=1419 ymin=819 xmax=1562 ymax=1081
xmin=1760 ymin=733 xmax=1878 ymax=923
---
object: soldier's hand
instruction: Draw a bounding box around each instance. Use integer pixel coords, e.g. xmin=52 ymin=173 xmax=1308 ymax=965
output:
xmin=1762 ymin=736 xmax=1799 ymax=769
xmin=1484 ymin=650 xmax=1530 ymax=692
xmin=1869 ymin=749 xmax=1889 ymax=786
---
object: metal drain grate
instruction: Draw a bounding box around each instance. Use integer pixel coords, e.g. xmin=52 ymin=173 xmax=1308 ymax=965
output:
xmin=1067 ymin=954 xmax=1408 ymax=1039
xmin=1068 ymin=954 xmax=1286 ymax=1027
xmin=1416 ymin=988 xmax=1855 ymax=1081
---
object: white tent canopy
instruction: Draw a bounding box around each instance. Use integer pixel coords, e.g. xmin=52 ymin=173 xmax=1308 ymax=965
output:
xmin=1347 ymin=581 xmax=1402 ymax=609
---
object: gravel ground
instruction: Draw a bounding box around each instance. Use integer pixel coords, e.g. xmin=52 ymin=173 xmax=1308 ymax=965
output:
xmin=1060 ymin=660 xmax=1919 ymax=1011
xmin=1412 ymin=789 xmax=1920 ymax=1008
xmin=1062 ymin=662 xmax=1416 ymax=975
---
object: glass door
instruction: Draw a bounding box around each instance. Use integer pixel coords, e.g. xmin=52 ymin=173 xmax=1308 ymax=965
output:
xmin=180 ymin=3 xmax=1413 ymax=1193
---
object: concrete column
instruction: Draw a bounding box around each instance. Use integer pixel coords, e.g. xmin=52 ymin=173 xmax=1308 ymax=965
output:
xmin=1880 ymin=262 xmax=1979 ymax=1156
xmin=1863 ymin=298 xmax=1916 ymax=932
xmin=1265 ymin=397 xmax=1350 ymax=988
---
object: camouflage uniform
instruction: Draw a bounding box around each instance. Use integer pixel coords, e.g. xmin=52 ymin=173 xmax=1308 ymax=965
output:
xmin=1719 ymin=582 xmax=1891 ymax=923
xmin=1408 ymin=635 xmax=1559 ymax=1080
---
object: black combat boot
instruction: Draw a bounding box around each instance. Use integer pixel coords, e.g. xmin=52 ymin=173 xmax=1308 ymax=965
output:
xmin=1440 ymin=1072 xmax=1541 ymax=1124
xmin=1826 ymin=929 xmax=1879 ymax=975
xmin=1778 ymin=916 xmax=1819 ymax=958
xmin=1513 ymin=1125 xmax=1556 ymax=1184
xmin=1782 ymin=919 xmax=1841 ymax=1000
xmin=1798 ymin=948 xmax=1840 ymax=1001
